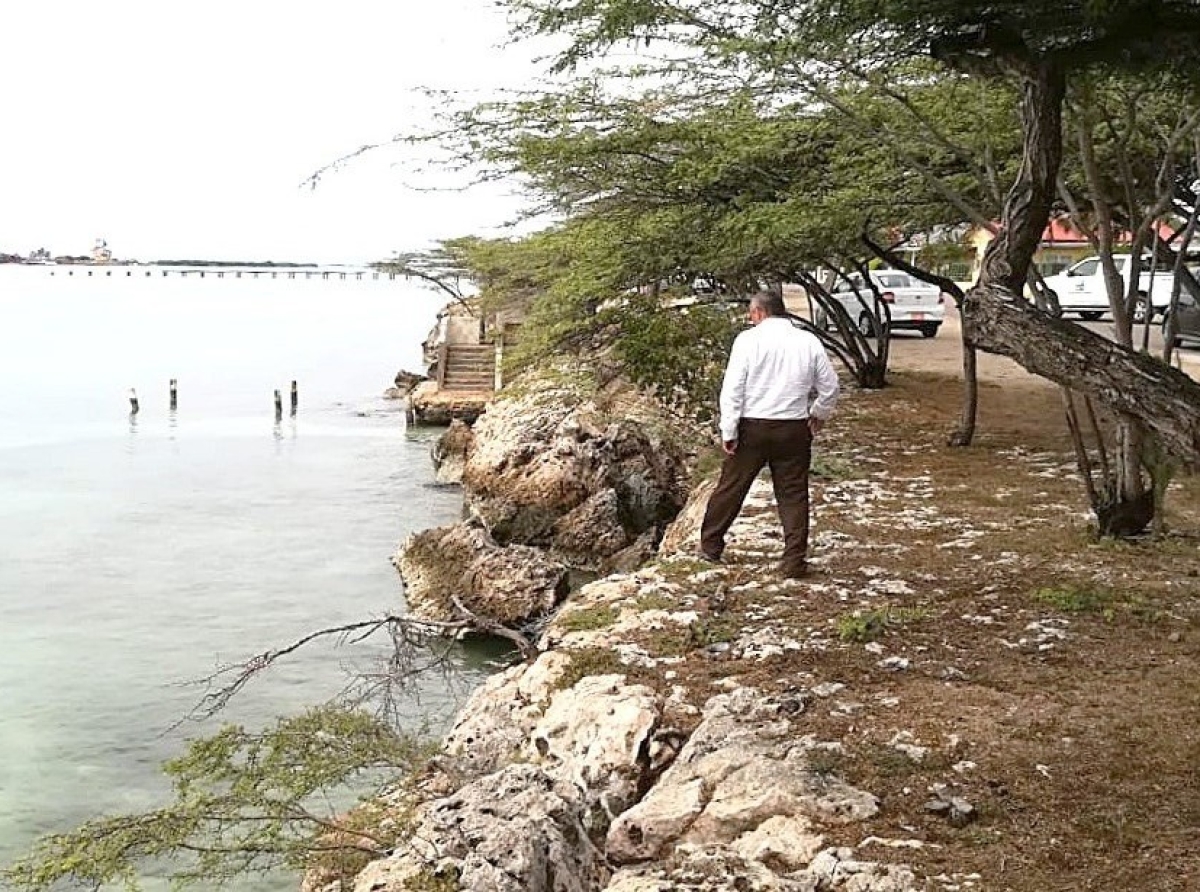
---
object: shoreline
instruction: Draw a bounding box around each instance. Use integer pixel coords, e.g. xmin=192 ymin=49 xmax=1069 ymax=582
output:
xmin=344 ymin=343 xmax=1200 ymax=891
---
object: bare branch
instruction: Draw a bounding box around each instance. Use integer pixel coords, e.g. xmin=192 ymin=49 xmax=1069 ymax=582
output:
xmin=173 ymin=613 xmax=517 ymax=731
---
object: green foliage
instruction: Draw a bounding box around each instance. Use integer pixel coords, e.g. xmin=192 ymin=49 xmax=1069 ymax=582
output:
xmin=639 ymin=615 xmax=740 ymax=657
xmin=654 ymin=555 xmax=719 ymax=580
xmin=1033 ymin=584 xmax=1113 ymax=613
xmin=687 ymin=616 xmax=739 ymax=647
xmin=558 ymin=604 xmax=621 ymax=631
xmin=552 ymin=647 xmax=627 ymax=691
xmin=691 ymin=444 xmax=725 ymax=484
xmin=512 ymin=0 xmax=1200 ymax=79
xmin=402 ymin=866 xmax=461 ymax=891
xmin=1032 ymin=583 xmax=1169 ymax=623
xmin=2 ymin=706 xmax=434 ymax=891
xmin=806 ymin=746 xmax=848 ymax=777
xmin=810 ymin=453 xmax=856 ymax=481
xmin=608 ymin=293 xmax=739 ymax=423
xmin=836 ymin=606 xmax=929 ymax=642
xmin=633 ymin=591 xmax=676 ymax=611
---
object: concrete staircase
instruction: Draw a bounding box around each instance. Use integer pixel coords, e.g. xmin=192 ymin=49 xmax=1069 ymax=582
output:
xmin=440 ymin=343 xmax=496 ymax=393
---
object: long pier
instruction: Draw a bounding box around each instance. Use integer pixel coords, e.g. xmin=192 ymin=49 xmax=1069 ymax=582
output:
xmin=43 ymin=265 xmax=398 ymax=281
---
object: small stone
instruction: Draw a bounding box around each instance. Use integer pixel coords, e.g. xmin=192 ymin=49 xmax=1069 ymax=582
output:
xmin=878 ymin=656 xmax=910 ymax=671
xmin=832 ymin=700 xmax=864 ymax=716
xmin=811 ymin=681 xmax=845 ymax=698
xmin=948 ymin=797 xmax=977 ymax=827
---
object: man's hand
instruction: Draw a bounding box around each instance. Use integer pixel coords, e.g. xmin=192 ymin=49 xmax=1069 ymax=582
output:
xmin=722 ymin=438 xmax=738 ymax=455
xmin=808 ymin=417 xmax=825 ymax=436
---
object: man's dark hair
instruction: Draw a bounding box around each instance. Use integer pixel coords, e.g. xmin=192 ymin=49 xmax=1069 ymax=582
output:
xmin=750 ymin=292 xmax=787 ymax=317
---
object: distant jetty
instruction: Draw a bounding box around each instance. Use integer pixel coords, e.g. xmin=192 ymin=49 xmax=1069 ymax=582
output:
xmin=0 ymin=256 xmax=319 ymax=268
xmin=0 ymin=257 xmax=410 ymax=281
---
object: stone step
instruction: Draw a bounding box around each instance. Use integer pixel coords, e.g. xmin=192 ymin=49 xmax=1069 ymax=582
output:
xmin=446 ymin=352 xmax=492 ymax=364
xmin=441 ymin=344 xmax=496 ymax=392
xmin=445 ymin=369 xmax=494 ymax=378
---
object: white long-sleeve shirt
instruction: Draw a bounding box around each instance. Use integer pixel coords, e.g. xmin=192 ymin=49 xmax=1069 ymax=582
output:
xmin=718 ymin=317 xmax=840 ymax=442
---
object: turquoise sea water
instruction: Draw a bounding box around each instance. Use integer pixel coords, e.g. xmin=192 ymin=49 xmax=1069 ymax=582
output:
xmin=0 ymin=266 xmax=493 ymax=886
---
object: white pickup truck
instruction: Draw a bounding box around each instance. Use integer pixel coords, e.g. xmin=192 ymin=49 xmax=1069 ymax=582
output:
xmin=1042 ymin=255 xmax=1177 ymax=322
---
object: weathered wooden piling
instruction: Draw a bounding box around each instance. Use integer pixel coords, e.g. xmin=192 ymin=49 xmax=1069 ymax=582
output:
xmin=274 ymin=390 xmax=283 ymax=422
xmin=128 ymin=388 xmax=140 ymax=415
xmin=290 ymin=380 xmax=298 ymax=415
xmin=169 ymin=379 xmax=178 ymax=411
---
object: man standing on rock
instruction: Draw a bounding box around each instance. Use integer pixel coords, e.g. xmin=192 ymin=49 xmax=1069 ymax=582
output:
xmin=699 ymin=291 xmax=840 ymax=579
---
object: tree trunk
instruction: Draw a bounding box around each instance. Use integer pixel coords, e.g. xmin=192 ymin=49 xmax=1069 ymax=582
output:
xmin=962 ymin=290 xmax=1200 ymax=469
xmin=962 ymin=56 xmax=1200 ymax=535
xmin=948 ymin=337 xmax=978 ymax=446
xmin=975 ymin=60 xmax=1065 ymax=293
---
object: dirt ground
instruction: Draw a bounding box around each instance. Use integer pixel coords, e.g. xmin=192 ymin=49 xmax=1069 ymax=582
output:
xmin=630 ymin=311 xmax=1200 ymax=891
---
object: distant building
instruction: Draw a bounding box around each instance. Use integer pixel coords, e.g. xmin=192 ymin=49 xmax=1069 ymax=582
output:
xmin=967 ymin=219 xmax=1178 ymax=281
xmin=92 ymin=238 xmax=113 ymax=264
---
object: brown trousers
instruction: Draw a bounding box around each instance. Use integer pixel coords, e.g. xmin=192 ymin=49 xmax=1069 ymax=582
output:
xmin=699 ymin=418 xmax=813 ymax=574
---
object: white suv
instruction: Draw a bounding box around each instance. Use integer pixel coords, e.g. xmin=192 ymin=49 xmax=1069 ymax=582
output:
xmin=1042 ymin=255 xmax=1176 ymax=322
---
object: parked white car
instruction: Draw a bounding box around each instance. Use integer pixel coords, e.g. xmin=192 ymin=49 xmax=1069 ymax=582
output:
xmin=1041 ymin=255 xmax=1177 ymax=322
xmin=816 ymin=270 xmax=947 ymax=338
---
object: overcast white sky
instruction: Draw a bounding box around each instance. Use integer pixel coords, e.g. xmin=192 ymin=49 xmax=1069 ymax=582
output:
xmin=0 ymin=1 xmax=545 ymax=263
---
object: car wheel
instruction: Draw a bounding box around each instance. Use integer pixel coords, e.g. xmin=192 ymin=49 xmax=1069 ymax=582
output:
xmin=857 ymin=313 xmax=875 ymax=338
xmin=1045 ymin=289 xmax=1063 ymax=318
xmin=1162 ymin=314 xmax=1182 ymax=348
xmin=919 ymin=323 xmax=940 ymax=338
xmin=1079 ymin=311 xmax=1103 ymax=321
xmin=1133 ymin=294 xmax=1152 ymax=324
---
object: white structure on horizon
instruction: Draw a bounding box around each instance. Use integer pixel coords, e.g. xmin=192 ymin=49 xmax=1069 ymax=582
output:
xmin=92 ymin=238 xmax=112 ymax=264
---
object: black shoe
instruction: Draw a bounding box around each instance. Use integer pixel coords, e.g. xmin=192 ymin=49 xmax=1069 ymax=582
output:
xmin=695 ymin=550 xmax=724 ymax=565
xmin=780 ymin=562 xmax=810 ymax=579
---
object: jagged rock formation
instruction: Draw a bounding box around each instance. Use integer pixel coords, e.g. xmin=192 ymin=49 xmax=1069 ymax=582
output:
xmin=393 ymin=522 xmax=569 ymax=626
xmin=406 ymin=381 xmax=489 ymax=425
xmin=384 ymin=369 xmax=426 ymax=401
xmin=461 ymin=392 xmax=687 ymax=569
xmin=430 ymin=419 xmax=474 ymax=485
xmin=344 ymin=664 xmax=916 ymax=891
xmin=396 ymin=377 xmax=689 ymax=628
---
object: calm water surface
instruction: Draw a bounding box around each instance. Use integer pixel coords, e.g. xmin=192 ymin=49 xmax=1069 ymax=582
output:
xmin=0 ymin=266 xmax=494 ymax=886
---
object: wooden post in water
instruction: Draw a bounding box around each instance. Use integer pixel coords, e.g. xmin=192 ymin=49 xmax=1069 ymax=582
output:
xmin=128 ymin=388 xmax=140 ymax=415
xmin=169 ymin=379 xmax=178 ymax=411
xmin=290 ymin=380 xmax=298 ymax=416
xmin=274 ymin=390 xmax=283 ymax=422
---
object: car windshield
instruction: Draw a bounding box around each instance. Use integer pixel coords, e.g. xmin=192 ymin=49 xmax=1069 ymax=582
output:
xmin=875 ymin=273 xmax=911 ymax=288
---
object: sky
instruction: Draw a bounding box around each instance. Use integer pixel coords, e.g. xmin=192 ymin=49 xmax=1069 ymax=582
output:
xmin=0 ymin=1 xmax=547 ymax=264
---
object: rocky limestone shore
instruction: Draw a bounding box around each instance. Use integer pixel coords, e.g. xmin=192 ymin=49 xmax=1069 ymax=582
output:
xmin=328 ymin=476 xmax=929 ymax=892
xmin=394 ymin=376 xmax=689 ymax=630
xmin=314 ymin=360 xmax=1200 ymax=892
